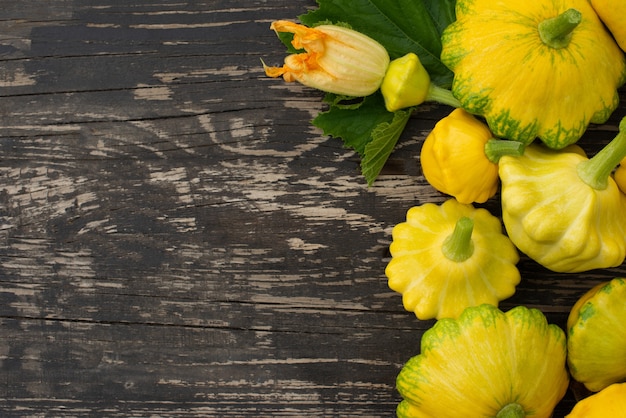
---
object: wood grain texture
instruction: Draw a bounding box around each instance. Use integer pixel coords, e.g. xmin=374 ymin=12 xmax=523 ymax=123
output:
xmin=0 ymin=1 xmax=625 ymax=416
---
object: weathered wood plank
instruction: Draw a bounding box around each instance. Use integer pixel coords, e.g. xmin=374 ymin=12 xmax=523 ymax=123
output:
xmin=0 ymin=0 xmax=625 ymax=416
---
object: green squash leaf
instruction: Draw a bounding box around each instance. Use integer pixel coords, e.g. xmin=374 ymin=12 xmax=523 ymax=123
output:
xmin=276 ymin=31 xmax=301 ymax=54
xmin=314 ymin=94 xmax=412 ymax=186
xmin=300 ymin=0 xmax=455 ymax=87
xmin=423 ymin=0 xmax=457 ymax=36
xmin=313 ymin=93 xmax=395 ymax=157
xmin=361 ymin=108 xmax=413 ymax=185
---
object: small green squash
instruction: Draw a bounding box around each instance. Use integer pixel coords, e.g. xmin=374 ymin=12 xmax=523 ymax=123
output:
xmin=567 ymin=278 xmax=626 ymax=392
xmin=396 ymin=304 xmax=569 ymax=418
xmin=441 ymin=0 xmax=626 ymax=149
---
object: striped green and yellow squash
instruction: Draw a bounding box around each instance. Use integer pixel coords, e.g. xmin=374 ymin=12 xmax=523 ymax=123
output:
xmin=396 ymin=304 xmax=569 ymax=418
xmin=441 ymin=0 xmax=626 ymax=149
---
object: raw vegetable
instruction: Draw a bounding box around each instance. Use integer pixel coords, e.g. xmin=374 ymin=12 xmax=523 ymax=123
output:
xmin=589 ymin=0 xmax=626 ymax=51
xmin=420 ymin=108 xmax=525 ymax=204
xmin=380 ymin=52 xmax=460 ymax=112
xmin=498 ymin=117 xmax=626 ymax=273
xmin=396 ymin=304 xmax=569 ymax=418
xmin=287 ymin=0 xmax=457 ymax=185
xmin=299 ymin=0 xmax=456 ymax=87
xmin=385 ymin=198 xmax=520 ymax=320
xmin=440 ymin=0 xmax=626 ymax=149
xmin=567 ymin=278 xmax=626 ymax=392
xmin=614 ymin=157 xmax=626 ymax=194
xmin=263 ymin=21 xmax=390 ymax=97
xmin=565 ymin=382 xmax=626 ymax=418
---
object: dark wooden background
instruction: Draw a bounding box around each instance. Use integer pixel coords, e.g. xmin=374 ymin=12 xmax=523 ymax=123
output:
xmin=0 ymin=1 xmax=624 ymax=416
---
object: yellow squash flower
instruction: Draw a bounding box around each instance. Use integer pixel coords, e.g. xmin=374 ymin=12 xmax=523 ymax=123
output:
xmin=263 ymin=20 xmax=389 ymax=97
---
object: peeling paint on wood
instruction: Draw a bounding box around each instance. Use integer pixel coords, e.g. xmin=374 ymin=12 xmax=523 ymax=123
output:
xmin=0 ymin=1 xmax=624 ymax=417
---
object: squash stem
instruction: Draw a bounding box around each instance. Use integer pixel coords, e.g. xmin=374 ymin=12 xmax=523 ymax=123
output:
xmin=496 ymin=403 xmax=526 ymax=418
xmin=577 ymin=116 xmax=626 ymax=190
xmin=484 ymin=139 xmax=526 ymax=163
xmin=441 ymin=217 xmax=474 ymax=262
xmin=538 ymin=8 xmax=581 ymax=49
xmin=426 ymin=84 xmax=461 ymax=108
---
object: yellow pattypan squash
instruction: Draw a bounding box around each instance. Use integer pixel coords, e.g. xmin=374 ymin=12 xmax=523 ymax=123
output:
xmin=396 ymin=304 xmax=569 ymax=418
xmin=589 ymin=0 xmax=626 ymax=51
xmin=421 ymin=108 xmax=525 ymax=204
xmin=567 ymin=278 xmax=626 ymax=392
xmin=566 ymin=382 xmax=626 ymax=418
xmin=614 ymin=157 xmax=626 ymax=194
xmin=498 ymin=117 xmax=626 ymax=273
xmin=386 ymin=198 xmax=520 ymax=320
xmin=441 ymin=0 xmax=626 ymax=149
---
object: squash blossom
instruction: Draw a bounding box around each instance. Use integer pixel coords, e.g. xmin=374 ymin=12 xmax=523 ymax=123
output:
xmin=263 ymin=20 xmax=389 ymax=97
xmin=396 ymin=304 xmax=569 ymax=418
xmin=380 ymin=52 xmax=461 ymax=112
xmin=385 ymin=198 xmax=520 ymax=320
xmin=421 ymin=108 xmax=525 ymax=204
xmin=498 ymin=116 xmax=626 ymax=273
xmin=441 ymin=0 xmax=626 ymax=149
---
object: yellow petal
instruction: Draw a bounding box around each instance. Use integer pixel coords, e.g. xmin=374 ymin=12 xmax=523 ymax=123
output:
xmin=264 ymin=21 xmax=389 ymax=96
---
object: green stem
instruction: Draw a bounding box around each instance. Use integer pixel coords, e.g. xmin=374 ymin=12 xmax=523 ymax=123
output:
xmin=426 ymin=84 xmax=461 ymax=108
xmin=538 ymin=8 xmax=581 ymax=49
xmin=484 ymin=139 xmax=526 ymax=163
xmin=441 ymin=217 xmax=474 ymax=262
xmin=577 ymin=117 xmax=626 ymax=190
xmin=496 ymin=403 xmax=526 ymax=418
